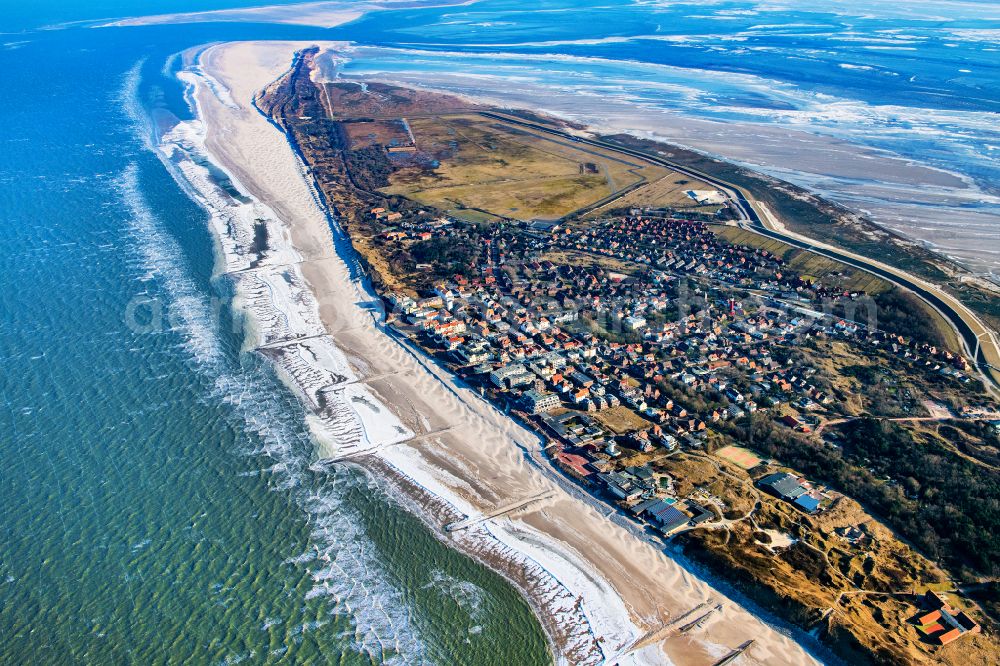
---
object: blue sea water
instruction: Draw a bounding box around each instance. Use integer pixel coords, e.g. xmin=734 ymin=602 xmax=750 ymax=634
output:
xmin=335 ymin=0 xmax=999 ymax=171
xmin=1 ymin=0 xmax=998 ymax=663
xmin=0 ymin=3 xmax=547 ymax=664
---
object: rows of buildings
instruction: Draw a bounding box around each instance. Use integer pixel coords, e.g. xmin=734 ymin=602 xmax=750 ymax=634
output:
xmin=380 ymin=214 xmax=979 ymax=535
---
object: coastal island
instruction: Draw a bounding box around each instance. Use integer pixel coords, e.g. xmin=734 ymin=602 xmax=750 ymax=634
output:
xmin=163 ymin=41 xmax=1000 ymax=665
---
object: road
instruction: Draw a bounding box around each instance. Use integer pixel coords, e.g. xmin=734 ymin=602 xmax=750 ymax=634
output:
xmin=479 ymin=111 xmax=1000 ymax=393
xmin=815 ymin=414 xmax=957 ymax=435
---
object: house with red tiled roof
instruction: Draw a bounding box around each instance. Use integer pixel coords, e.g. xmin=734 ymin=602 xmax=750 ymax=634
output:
xmin=555 ymin=451 xmax=593 ymax=478
xmin=913 ymin=591 xmax=981 ymax=646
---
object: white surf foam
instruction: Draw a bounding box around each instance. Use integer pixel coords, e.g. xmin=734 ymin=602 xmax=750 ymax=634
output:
xmin=154 ymin=90 xmax=413 ymax=456
xmin=116 ymin=59 xmax=428 ymax=662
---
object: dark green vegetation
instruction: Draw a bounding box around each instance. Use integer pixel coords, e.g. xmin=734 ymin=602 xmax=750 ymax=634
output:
xmin=872 ymin=290 xmax=949 ymax=349
xmin=967 ymin=582 xmax=1000 ymax=628
xmin=263 ymin=53 xmax=999 ymax=660
xmin=824 ymin=289 xmax=957 ymax=351
xmin=939 ymin=421 xmax=1000 ymax=467
xmin=343 ymin=144 xmax=394 ymax=192
xmin=410 ymin=233 xmax=479 ymax=279
xmin=751 ymin=416 xmax=1000 ymax=581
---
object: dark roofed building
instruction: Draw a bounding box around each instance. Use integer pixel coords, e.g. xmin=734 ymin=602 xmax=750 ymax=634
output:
xmin=650 ymin=505 xmax=690 ymax=533
xmin=634 ymin=498 xmax=689 ymax=533
xmin=630 ymin=497 xmax=661 ymax=517
xmin=527 ymin=219 xmax=561 ymax=232
xmin=627 ymin=465 xmax=655 ymax=483
xmin=758 ymin=472 xmax=807 ymax=500
xmin=686 ymin=501 xmax=714 ymax=525
xmin=598 ymin=471 xmax=643 ymax=503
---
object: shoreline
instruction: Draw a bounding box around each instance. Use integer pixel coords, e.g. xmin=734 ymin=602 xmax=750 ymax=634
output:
xmin=160 ymin=41 xmax=614 ymax=664
xmin=163 ymin=39 xmax=825 ymax=665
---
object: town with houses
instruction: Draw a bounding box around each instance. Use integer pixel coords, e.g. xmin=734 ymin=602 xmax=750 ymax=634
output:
xmin=369 ymin=204 xmax=997 ymax=653
xmin=377 ymin=209 xmax=981 ymax=492
xmin=259 ymin=63 xmax=1000 ymax=659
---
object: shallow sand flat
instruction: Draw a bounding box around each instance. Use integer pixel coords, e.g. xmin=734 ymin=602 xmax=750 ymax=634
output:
xmin=342 ymin=63 xmax=999 ymax=274
xmin=103 ymin=0 xmax=477 ymax=29
xmin=195 ymin=39 xmax=822 ymax=665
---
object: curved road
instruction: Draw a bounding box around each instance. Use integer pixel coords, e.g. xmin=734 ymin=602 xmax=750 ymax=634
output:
xmin=479 ymin=111 xmax=1000 ymax=392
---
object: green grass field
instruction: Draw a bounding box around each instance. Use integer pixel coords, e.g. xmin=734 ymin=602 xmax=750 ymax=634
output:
xmin=380 ymin=114 xmax=671 ymax=221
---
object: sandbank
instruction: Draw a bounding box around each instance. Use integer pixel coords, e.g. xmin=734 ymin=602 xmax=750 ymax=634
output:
xmin=102 ymin=0 xmax=478 ymax=29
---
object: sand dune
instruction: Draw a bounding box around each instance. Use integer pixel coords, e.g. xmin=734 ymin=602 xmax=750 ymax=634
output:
xmin=180 ymin=39 xmax=823 ymax=666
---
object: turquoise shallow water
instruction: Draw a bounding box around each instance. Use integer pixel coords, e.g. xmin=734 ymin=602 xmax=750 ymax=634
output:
xmin=0 ymin=5 xmax=548 ymax=664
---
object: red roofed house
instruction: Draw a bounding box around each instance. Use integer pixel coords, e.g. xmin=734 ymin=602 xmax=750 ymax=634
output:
xmin=913 ymin=591 xmax=981 ymax=646
xmin=555 ymin=451 xmax=593 ymax=478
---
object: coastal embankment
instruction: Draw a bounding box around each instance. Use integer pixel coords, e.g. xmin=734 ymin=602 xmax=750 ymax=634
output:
xmin=164 ymin=39 xmax=824 ymax=666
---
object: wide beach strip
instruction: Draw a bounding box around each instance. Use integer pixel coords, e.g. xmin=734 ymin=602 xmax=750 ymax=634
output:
xmin=179 ymin=39 xmax=821 ymax=666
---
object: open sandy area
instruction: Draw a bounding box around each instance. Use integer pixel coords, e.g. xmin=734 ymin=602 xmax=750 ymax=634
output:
xmin=186 ymin=39 xmax=823 ymax=665
xmin=102 ymin=0 xmax=478 ymax=29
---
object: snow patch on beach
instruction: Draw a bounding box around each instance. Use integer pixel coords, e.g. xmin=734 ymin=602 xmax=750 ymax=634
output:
xmin=157 ymin=117 xmax=299 ymax=274
xmin=125 ymin=41 xmax=831 ymax=665
xmin=484 ymin=519 xmax=647 ymax=662
xmin=378 ymin=444 xmax=648 ymax=665
xmin=154 ymin=110 xmax=406 ymax=456
xmin=115 ymin=157 xmax=426 ymax=662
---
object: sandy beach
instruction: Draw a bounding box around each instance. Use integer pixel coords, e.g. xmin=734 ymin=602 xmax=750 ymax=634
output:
xmin=162 ymin=39 xmax=825 ymax=665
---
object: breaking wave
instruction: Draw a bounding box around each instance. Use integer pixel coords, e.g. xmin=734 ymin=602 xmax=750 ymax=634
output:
xmin=114 ymin=62 xmax=430 ymax=664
